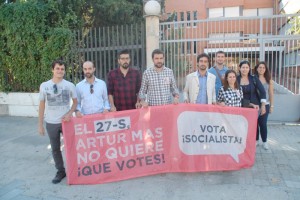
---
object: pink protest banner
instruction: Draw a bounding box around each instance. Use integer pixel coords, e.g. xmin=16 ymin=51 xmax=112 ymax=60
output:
xmin=62 ymin=104 xmax=258 ymax=185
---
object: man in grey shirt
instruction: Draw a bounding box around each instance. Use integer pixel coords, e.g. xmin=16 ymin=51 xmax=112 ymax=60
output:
xmin=38 ymin=59 xmax=77 ymax=184
xmin=139 ymin=49 xmax=179 ymax=107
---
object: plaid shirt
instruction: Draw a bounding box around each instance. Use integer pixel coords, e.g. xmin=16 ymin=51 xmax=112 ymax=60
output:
xmin=139 ymin=66 xmax=179 ymax=106
xmin=107 ymin=67 xmax=141 ymax=111
xmin=217 ymin=86 xmax=243 ymax=107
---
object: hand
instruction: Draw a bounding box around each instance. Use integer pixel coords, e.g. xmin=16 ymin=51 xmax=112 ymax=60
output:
xmin=218 ymin=102 xmax=225 ymax=106
xmin=173 ymin=97 xmax=179 ymax=105
xmin=260 ymin=105 xmax=266 ymax=115
xmin=269 ymin=107 xmax=273 ymax=113
xmin=250 ymin=103 xmax=259 ymax=110
xmin=110 ymin=106 xmax=117 ymax=112
xmin=103 ymin=109 xmax=109 ymax=114
xmin=140 ymin=101 xmax=148 ymax=108
xmin=135 ymin=102 xmax=142 ymax=109
xmin=38 ymin=124 xmax=45 ymax=136
xmin=62 ymin=112 xmax=72 ymax=122
xmin=75 ymin=111 xmax=83 ymax=118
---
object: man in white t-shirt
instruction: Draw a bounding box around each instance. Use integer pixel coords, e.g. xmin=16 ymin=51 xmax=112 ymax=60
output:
xmin=38 ymin=59 xmax=77 ymax=184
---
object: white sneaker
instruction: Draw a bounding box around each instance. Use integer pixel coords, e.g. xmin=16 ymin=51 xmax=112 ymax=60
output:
xmin=263 ymin=142 xmax=269 ymax=150
xmin=256 ymin=141 xmax=259 ymax=146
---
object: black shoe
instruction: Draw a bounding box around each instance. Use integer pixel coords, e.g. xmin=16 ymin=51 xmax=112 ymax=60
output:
xmin=52 ymin=171 xmax=66 ymax=184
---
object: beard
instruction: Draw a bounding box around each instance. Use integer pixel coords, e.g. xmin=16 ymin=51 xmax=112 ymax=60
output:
xmin=154 ymin=62 xmax=164 ymax=68
xmin=121 ymin=63 xmax=129 ymax=69
xmin=199 ymin=65 xmax=207 ymax=70
xmin=84 ymin=73 xmax=93 ymax=79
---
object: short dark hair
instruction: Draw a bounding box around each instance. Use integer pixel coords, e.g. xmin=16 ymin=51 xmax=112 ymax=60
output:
xmin=152 ymin=49 xmax=164 ymax=59
xmin=118 ymin=49 xmax=130 ymax=58
xmin=254 ymin=61 xmax=271 ymax=84
xmin=197 ymin=53 xmax=210 ymax=63
xmin=216 ymin=50 xmax=225 ymax=57
xmin=51 ymin=59 xmax=65 ymax=69
xmin=223 ymin=70 xmax=239 ymax=90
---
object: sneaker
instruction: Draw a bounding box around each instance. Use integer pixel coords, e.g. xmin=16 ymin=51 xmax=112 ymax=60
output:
xmin=263 ymin=142 xmax=269 ymax=150
xmin=256 ymin=141 xmax=259 ymax=146
xmin=52 ymin=171 xmax=66 ymax=184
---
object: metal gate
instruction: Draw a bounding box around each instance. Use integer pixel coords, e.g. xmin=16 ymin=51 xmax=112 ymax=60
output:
xmin=66 ymin=22 xmax=146 ymax=83
xmin=160 ymin=14 xmax=300 ymax=94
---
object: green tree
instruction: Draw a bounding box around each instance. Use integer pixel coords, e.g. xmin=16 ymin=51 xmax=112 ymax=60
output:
xmin=0 ymin=1 xmax=75 ymax=92
xmin=91 ymin=0 xmax=143 ymax=27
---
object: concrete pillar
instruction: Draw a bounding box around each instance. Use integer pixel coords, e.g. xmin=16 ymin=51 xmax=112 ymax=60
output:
xmin=144 ymin=0 xmax=161 ymax=68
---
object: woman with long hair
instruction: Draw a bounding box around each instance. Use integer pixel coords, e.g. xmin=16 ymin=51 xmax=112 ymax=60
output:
xmin=237 ymin=60 xmax=267 ymax=147
xmin=254 ymin=61 xmax=274 ymax=150
xmin=217 ymin=70 xmax=243 ymax=107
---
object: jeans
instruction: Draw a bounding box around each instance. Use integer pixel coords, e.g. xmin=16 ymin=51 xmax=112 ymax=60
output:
xmin=46 ymin=123 xmax=65 ymax=173
xmin=257 ymin=104 xmax=270 ymax=142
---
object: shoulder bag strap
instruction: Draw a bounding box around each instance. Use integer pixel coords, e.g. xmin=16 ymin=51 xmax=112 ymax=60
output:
xmin=214 ymin=67 xmax=223 ymax=85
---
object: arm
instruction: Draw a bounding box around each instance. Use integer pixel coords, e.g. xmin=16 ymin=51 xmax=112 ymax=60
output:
xmin=38 ymin=100 xmax=46 ymax=136
xmin=183 ymin=76 xmax=189 ymax=103
xmin=63 ymin=98 xmax=77 ymax=121
xmin=102 ymin=82 xmax=110 ymax=113
xmin=75 ymin=85 xmax=83 ymax=117
xmin=255 ymin=76 xmax=266 ymax=115
xmin=108 ymin=94 xmax=116 ymax=111
xmin=212 ymin=77 xmax=216 ymax=104
xmin=269 ymin=80 xmax=274 ymax=113
xmin=63 ymin=84 xmax=78 ymax=121
xmin=170 ymin=71 xmax=180 ymax=101
xmin=135 ymin=70 xmax=142 ymax=108
xmin=107 ymin=72 xmax=116 ymax=111
xmin=138 ymin=72 xmax=148 ymax=108
xmin=217 ymin=87 xmax=225 ymax=106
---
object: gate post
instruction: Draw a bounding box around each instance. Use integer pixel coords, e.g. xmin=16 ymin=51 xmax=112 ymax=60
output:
xmin=144 ymin=0 xmax=161 ymax=68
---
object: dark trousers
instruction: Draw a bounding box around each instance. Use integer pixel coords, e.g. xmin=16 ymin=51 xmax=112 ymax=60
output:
xmin=257 ymin=104 xmax=270 ymax=142
xmin=46 ymin=123 xmax=65 ymax=173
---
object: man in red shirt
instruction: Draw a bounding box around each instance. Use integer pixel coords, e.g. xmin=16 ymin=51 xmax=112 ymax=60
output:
xmin=107 ymin=49 xmax=142 ymax=111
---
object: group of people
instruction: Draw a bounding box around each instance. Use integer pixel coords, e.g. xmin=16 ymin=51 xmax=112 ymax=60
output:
xmin=38 ymin=49 xmax=274 ymax=184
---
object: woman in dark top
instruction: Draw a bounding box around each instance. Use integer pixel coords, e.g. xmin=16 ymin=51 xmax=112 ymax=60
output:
xmin=237 ymin=60 xmax=267 ymax=147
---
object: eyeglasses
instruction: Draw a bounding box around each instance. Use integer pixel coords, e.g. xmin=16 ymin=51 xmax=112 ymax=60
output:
xmin=53 ymin=84 xmax=58 ymax=94
xmin=90 ymin=84 xmax=94 ymax=94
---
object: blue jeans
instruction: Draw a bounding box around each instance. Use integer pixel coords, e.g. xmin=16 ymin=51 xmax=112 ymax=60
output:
xmin=257 ymin=104 xmax=270 ymax=142
xmin=46 ymin=123 xmax=65 ymax=173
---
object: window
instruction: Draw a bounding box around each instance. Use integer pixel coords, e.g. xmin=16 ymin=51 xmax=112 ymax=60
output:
xmin=173 ymin=12 xmax=178 ymax=29
xmin=193 ymin=41 xmax=197 ymax=54
xmin=225 ymin=32 xmax=240 ymax=43
xmin=187 ymin=42 xmax=191 ymax=54
xmin=209 ymin=33 xmax=224 ymax=44
xmin=258 ymin=8 xmax=273 ymax=16
xmin=181 ymin=42 xmax=185 ymax=54
xmin=187 ymin=11 xmax=191 ymax=27
xmin=180 ymin=12 xmax=184 ymax=27
xmin=193 ymin=11 xmax=197 ymax=27
xmin=243 ymin=9 xmax=257 ymax=16
xmin=243 ymin=34 xmax=257 ymax=44
xmin=209 ymin=8 xmax=223 ymax=18
xmin=209 ymin=32 xmax=240 ymax=43
xmin=224 ymin=7 xmax=240 ymax=17
xmin=180 ymin=12 xmax=184 ymax=21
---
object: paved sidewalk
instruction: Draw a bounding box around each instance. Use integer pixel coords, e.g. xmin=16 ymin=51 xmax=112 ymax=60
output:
xmin=0 ymin=116 xmax=300 ymax=200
